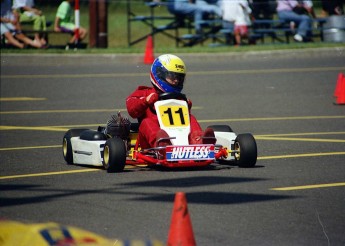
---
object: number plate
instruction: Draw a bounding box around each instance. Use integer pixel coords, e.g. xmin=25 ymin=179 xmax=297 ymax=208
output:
xmin=166 ymin=145 xmax=215 ymax=161
xmin=157 ymin=105 xmax=190 ymax=127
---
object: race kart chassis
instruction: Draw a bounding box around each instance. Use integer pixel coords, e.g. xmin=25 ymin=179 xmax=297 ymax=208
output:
xmin=63 ymin=93 xmax=257 ymax=172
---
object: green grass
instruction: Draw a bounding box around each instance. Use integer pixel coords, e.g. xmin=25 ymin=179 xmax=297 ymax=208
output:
xmin=1 ymin=1 xmax=344 ymax=54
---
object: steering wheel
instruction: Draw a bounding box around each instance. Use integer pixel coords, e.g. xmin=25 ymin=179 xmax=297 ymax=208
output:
xmin=149 ymin=92 xmax=188 ymax=115
xmin=158 ymin=92 xmax=187 ymax=102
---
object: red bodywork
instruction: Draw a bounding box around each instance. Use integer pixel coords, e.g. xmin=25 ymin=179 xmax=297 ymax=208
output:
xmin=125 ymin=135 xmax=229 ymax=168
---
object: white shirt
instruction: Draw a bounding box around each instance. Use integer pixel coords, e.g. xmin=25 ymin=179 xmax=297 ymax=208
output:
xmin=13 ymin=0 xmax=35 ymax=9
xmin=222 ymin=0 xmax=252 ymax=26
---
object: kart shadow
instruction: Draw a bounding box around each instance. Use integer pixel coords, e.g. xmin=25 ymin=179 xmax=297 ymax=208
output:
xmin=132 ymin=191 xmax=293 ymax=205
xmin=70 ymin=162 xmax=265 ymax=173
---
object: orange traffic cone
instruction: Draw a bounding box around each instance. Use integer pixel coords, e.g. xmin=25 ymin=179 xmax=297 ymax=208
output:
xmin=334 ymin=73 xmax=344 ymax=98
xmin=334 ymin=75 xmax=345 ymax=105
xmin=144 ymin=35 xmax=155 ymax=65
xmin=167 ymin=192 xmax=196 ymax=246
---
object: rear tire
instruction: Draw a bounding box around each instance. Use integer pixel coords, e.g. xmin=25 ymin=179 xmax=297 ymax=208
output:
xmin=103 ymin=137 xmax=126 ymax=173
xmin=63 ymin=129 xmax=89 ymax=165
xmin=234 ymin=133 xmax=257 ymax=168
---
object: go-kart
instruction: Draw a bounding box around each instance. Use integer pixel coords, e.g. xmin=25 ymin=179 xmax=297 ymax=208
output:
xmin=62 ymin=93 xmax=257 ymax=172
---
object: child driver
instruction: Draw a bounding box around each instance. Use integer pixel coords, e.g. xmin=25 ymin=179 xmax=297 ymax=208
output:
xmin=126 ymin=54 xmax=215 ymax=150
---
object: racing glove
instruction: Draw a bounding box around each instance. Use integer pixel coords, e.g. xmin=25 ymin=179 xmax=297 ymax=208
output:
xmin=146 ymin=92 xmax=159 ymax=106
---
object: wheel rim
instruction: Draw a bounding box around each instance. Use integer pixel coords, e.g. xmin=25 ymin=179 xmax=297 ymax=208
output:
xmin=234 ymin=142 xmax=240 ymax=161
xmin=63 ymin=138 xmax=68 ymax=157
xmin=104 ymin=145 xmax=109 ymax=164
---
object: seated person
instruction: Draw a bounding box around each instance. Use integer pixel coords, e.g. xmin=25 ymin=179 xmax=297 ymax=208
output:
xmin=321 ymin=0 xmax=344 ymax=16
xmin=12 ymin=0 xmax=48 ymax=46
xmin=54 ymin=0 xmax=87 ymax=43
xmin=1 ymin=0 xmax=41 ymax=48
xmin=250 ymin=0 xmax=276 ymax=29
xmin=126 ymin=54 xmax=215 ymax=151
xmin=167 ymin=0 xmax=221 ymax=34
xmin=276 ymin=0 xmax=312 ymax=42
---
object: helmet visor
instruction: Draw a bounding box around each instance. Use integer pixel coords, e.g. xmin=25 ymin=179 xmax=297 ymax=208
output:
xmin=165 ymin=71 xmax=185 ymax=87
xmin=157 ymin=67 xmax=185 ymax=88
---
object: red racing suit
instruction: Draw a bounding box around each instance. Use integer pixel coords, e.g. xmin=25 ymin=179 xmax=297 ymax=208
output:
xmin=126 ymin=86 xmax=203 ymax=149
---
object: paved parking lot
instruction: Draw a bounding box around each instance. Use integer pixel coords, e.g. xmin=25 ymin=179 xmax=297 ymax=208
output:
xmin=1 ymin=49 xmax=345 ymax=245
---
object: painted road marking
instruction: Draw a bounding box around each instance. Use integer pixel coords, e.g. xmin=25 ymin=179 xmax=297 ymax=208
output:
xmin=0 ymin=97 xmax=46 ymax=101
xmin=0 ymin=152 xmax=344 ymax=180
xmin=271 ymin=182 xmax=345 ymax=191
xmin=0 ymin=145 xmax=60 ymax=151
xmin=257 ymin=152 xmax=345 ymax=160
xmin=0 ymin=109 xmax=126 ymax=115
xmin=0 ymin=169 xmax=100 ymax=180
xmin=0 ymin=165 xmax=138 ymax=180
xmin=2 ymin=66 xmax=344 ymax=79
xmin=256 ymin=136 xmax=345 ymax=143
xmin=199 ymin=115 xmax=345 ymax=123
xmin=0 ymin=107 xmax=203 ymax=115
xmin=0 ymin=126 xmax=69 ymax=132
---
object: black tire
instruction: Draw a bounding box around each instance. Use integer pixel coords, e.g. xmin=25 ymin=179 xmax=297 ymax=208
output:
xmin=207 ymin=125 xmax=233 ymax=132
xmin=62 ymin=129 xmax=89 ymax=165
xmin=234 ymin=133 xmax=257 ymax=168
xmin=103 ymin=137 xmax=126 ymax=173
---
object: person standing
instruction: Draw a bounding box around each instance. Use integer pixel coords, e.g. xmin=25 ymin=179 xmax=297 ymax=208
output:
xmin=221 ymin=0 xmax=252 ymax=45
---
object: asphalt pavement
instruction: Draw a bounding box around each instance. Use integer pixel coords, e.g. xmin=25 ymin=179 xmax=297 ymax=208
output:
xmin=1 ymin=48 xmax=345 ymax=245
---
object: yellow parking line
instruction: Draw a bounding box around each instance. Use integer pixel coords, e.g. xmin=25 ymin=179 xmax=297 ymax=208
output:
xmin=256 ymin=136 xmax=345 ymax=143
xmin=271 ymin=182 xmax=345 ymax=191
xmin=0 ymin=107 xmax=202 ymax=115
xmin=0 ymin=169 xmax=100 ymax=180
xmin=0 ymin=145 xmax=60 ymax=151
xmin=0 ymin=165 xmax=137 ymax=180
xmin=0 ymin=152 xmax=344 ymax=180
xmin=0 ymin=97 xmax=46 ymax=101
xmin=257 ymin=132 xmax=345 ymax=137
xmin=2 ymin=66 xmax=344 ymax=79
xmin=0 ymin=109 xmax=125 ymax=115
xmin=0 ymin=126 xmax=69 ymax=132
xmin=199 ymin=115 xmax=345 ymax=123
xmin=258 ymin=152 xmax=345 ymax=160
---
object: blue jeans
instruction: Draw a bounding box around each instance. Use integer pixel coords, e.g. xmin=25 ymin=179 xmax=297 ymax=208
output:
xmin=167 ymin=0 xmax=221 ymax=31
xmin=277 ymin=10 xmax=312 ymax=37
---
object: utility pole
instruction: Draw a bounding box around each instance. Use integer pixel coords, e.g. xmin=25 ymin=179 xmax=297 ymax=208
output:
xmin=89 ymin=0 xmax=108 ymax=48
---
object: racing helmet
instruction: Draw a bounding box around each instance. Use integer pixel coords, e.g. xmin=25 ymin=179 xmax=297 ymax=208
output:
xmin=150 ymin=54 xmax=186 ymax=93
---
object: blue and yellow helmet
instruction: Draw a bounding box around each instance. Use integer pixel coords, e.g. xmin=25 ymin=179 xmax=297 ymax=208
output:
xmin=150 ymin=54 xmax=186 ymax=93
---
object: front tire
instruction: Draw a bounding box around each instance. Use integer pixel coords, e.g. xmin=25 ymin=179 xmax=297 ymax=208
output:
xmin=234 ymin=133 xmax=257 ymax=168
xmin=63 ymin=129 xmax=89 ymax=164
xmin=103 ymin=137 xmax=126 ymax=173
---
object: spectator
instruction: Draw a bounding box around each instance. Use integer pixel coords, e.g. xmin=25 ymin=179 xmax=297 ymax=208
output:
xmin=126 ymin=54 xmax=216 ymax=152
xmin=167 ymin=0 xmax=222 ymax=35
xmin=250 ymin=0 xmax=276 ymax=21
xmin=12 ymin=0 xmax=47 ymax=46
xmin=221 ymin=0 xmax=252 ymax=45
xmin=321 ymin=0 xmax=344 ymax=16
xmin=54 ymin=0 xmax=87 ymax=43
xmin=1 ymin=0 xmax=41 ymax=48
xmin=276 ymin=0 xmax=312 ymax=42
xmin=302 ymin=0 xmax=316 ymax=18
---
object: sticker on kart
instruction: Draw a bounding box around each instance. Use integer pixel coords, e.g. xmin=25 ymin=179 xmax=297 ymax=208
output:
xmin=156 ymin=105 xmax=190 ymax=127
xmin=166 ymin=145 xmax=215 ymax=161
